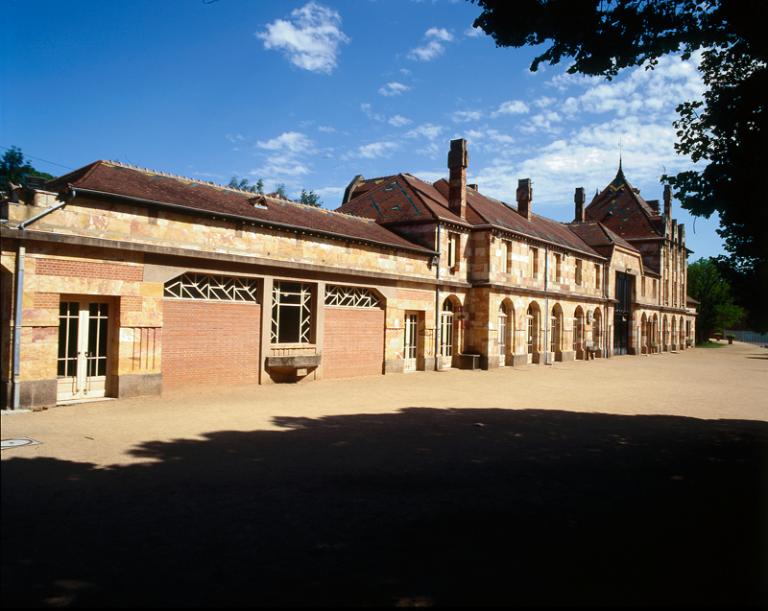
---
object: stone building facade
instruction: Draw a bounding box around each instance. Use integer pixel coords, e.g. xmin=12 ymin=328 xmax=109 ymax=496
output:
xmin=0 ymin=140 xmax=696 ymax=410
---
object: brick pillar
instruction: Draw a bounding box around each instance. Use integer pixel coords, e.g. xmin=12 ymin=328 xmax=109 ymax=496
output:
xmin=448 ymin=138 xmax=468 ymax=219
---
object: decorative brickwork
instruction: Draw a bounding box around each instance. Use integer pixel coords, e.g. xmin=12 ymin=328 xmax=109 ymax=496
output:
xmin=36 ymin=258 xmax=143 ymax=281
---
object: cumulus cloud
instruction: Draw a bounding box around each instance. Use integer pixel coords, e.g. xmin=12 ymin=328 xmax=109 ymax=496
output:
xmin=406 ymin=123 xmax=444 ymax=140
xmin=452 ymin=110 xmax=483 ymax=123
xmin=256 ymin=131 xmax=314 ymax=153
xmin=388 ymin=114 xmax=412 ymax=127
xmin=256 ymin=2 xmax=349 ymax=74
xmin=465 ymin=26 xmax=484 ymax=38
xmin=355 ymin=141 xmax=399 ymax=159
xmin=492 ymin=100 xmax=530 ymax=116
xmin=408 ymin=27 xmax=454 ymax=61
xmin=378 ymin=81 xmax=410 ymax=97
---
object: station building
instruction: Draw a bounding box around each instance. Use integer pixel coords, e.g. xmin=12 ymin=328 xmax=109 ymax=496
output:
xmin=0 ymin=139 xmax=696 ymax=409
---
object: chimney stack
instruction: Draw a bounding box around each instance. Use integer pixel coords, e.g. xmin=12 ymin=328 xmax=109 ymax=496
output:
xmin=647 ymin=199 xmax=660 ymax=214
xmin=448 ymin=138 xmax=468 ymax=219
xmin=517 ymin=178 xmax=532 ymax=220
xmin=574 ymin=187 xmax=586 ymax=222
xmin=679 ymin=223 xmax=685 ymax=244
xmin=663 ymin=184 xmax=672 ymax=217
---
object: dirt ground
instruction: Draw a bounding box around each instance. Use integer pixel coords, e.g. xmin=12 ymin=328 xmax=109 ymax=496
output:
xmin=2 ymin=342 xmax=767 ymax=607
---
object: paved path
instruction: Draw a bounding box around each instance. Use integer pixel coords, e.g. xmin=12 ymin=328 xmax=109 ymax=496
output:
xmin=2 ymin=342 xmax=767 ymax=607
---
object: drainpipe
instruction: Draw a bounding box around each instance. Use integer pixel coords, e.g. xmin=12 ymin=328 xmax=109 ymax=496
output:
xmin=10 ymin=194 xmax=70 ymax=409
xmin=434 ymin=224 xmax=441 ymax=371
xmin=543 ymin=245 xmax=550 ymax=365
xmin=604 ymin=262 xmax=609 ymax=358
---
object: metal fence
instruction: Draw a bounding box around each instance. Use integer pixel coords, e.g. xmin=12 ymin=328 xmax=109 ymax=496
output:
xmin=725 ymin=330 xmax=768 ymax=345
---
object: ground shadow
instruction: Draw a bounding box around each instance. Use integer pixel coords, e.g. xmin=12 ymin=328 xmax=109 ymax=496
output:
xmin=2 ymin=408 xmax=767 ymax=607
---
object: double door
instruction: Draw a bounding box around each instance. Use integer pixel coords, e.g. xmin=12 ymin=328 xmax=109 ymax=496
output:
xmin=57 ymin=300 xmax=110 ymax=401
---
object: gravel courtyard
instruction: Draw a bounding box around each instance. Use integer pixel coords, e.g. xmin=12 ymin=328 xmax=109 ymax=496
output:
xmin=2 ymin=342 xmax=767 ymax=606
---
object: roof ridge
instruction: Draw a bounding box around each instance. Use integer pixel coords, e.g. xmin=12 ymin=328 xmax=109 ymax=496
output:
xmin=101 ymin=160 xmax=381 ymax=224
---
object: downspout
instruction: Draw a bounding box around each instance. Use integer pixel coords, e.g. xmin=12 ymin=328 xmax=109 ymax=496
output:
xmin=543 ymin=245 xmax=550 ymax=365
xmin=434 ymin=224 xmax=441 ymax=371
xmin=10 ymin=193 xmax=70 ymax=409
xmin=604 ymin=259 xmax=609 ymax=358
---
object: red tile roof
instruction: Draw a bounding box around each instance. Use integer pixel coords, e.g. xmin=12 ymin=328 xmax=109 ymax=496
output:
xmin=567 ymin=221 xmax=639 ymax=253
xmin=585 ymin=166 xmax=664 ymax=239
xmin=45 ymin=161 xmax=433 ymax=254
xmin=340 ymin=173 xmax=604 ymax=258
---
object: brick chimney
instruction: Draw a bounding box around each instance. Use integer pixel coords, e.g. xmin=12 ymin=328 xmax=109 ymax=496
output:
xmin=647 ymin=199 xmax=660 ymax=214
xmin=448 ymin=138 xmax=468 ymax=219
xmin=574 ymin=187 xmax=586 ymax=222
xmin=679 ymin=223 xmax=685 ymax=243
xmin=663 ymin=184 xmax=672 ymax=217
xmin=517 ymin=178 xmax=532 ymax=220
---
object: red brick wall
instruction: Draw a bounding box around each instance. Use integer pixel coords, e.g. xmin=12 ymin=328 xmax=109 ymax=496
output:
xmin=162 ymin=300 xmax=261 ymax=390
xmin=323 ymin=308 xmax=384 ymax=379
xmin=36 ymin=258 xmax=143 ymax=281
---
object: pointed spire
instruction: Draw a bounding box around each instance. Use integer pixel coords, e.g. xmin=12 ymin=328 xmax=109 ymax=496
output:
xmin=610 ymin=154 xmax=627 ymax=189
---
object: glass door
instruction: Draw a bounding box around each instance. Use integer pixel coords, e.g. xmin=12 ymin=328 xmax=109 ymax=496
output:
xmin=403 ymin=313 xmax=418 ymax=372
xmin=57 ymin=300 xmax=110 ymax=401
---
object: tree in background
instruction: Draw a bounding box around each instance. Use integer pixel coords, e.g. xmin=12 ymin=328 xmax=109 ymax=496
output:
xmin=227 ymin=176 xmax=264 ymax=194
xmin=687 ymin=258 xmax=744 ymax=342
xmin=0 ymin=146 xmax=54 ymax=191
xmin=471 ymin=0 xmax=767 ymax=331
xmin=299 ymin=189 xmax=322 ymax=207
xmin=272 ymin=184 xmax=288 ymax=199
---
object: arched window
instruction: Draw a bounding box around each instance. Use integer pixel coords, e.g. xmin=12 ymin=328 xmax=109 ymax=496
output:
xmin=440 ymin=298 xmax=455 ymax=358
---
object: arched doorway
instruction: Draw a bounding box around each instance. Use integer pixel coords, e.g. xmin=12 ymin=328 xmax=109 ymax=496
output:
xmin=640 ymin=312 xmax=648 ymax=354
xmin=527 ymin=302 xmax=540 ymax=364
xmin=671 ymin=317 xmax=677 ymax=350
xmin=439 ymin=297 xmax=461 ymax=368
xmin=679 ymin=316 xmax=685 ymax=349
xmin=573 ymin=306 xmax=585 ymax=359
xmin=498 ymin=300 xmax=514 ymax=366
xmin=652 ymin=314 xmax=659 ymax=353
xmin=551 ymin=304 xmax=563 ymax=359
xmin=592 ymin=308 xmax=602 ymax=357
xmin=663 ymin=315 xmax=669 ymax=351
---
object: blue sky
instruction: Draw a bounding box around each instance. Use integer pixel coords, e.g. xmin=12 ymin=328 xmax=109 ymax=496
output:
xmin=1 ymin=0 xmax=723 ymax=259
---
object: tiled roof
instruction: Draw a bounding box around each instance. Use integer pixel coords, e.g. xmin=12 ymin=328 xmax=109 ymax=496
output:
xmin=567 ymin=221 xmax=639 ymax=253
xmin=339 ymin=173 xmax=469 ymax=226
xmin=45 ymin=161 xmax=433 ymax=254
xmin=585 ymin=166 xmax=663 ymax=239
xmin=339 ymin=173 xmax=603 ymax=258
xmin=434 ymin=179 xmax=602 ymax=258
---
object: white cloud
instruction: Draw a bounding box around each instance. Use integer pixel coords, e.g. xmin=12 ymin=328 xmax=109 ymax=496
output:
xmin=256 ymin=131 xmax=314 ymax=153
xmin=361 ymin=103 xmax=385 ymax=122
xmin=452 ymin=110 xmax=483 ymax=123
xmin=378 ymin=81 xmax=410 ymax=97
xmin=464 ymin=128 xmax=515 ymax=146
xmin=520 ymin=111 xmax=562 ymax=134
xmin=534 ymin=96 xmax=557 ymax=109
xmin=317 ymin=125 xmax=336 ymax=133
xmin=252 ymin=154 xmax=311 ymax=178
xmin=425 ymin=27 xmax=453 ymax=42
xmin=225 ymin=133 xmax=246 ymax=143
xmin=492 ymin=100 xmax=530 ymax=116
xmin=406 ymin=123 xmax=443 ymax=140
xmin=256 ymin=2 xmax=349 ymax=74
xmin=408 ymin=27 xmax=454 ymax=61
xmin=388 ymin=114 xmax=412 ymax=127
xmin=465 ymin=26 xmax=483 ymax=38
xmin=355 ymin=141 xmax=399 ymax=159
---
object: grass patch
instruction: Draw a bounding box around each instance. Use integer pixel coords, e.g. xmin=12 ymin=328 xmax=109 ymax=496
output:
xmin=698 ymin=340 xmax=727 ymax=348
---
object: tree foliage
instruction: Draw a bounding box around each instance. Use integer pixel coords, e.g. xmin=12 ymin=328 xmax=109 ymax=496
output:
xmin=687 ymin=258 xmax=744 ymax=342
xmin=0 ymin=146 xmax=54 ymax=191
xmin=472 ymin=0 xmax=767 ymax=330
xmin=299 ymin=189 xmax=322 ymax=207
xmin=227 ymin=176 xmax=264 ymax=194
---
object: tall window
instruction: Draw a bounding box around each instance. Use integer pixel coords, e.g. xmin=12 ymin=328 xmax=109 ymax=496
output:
xmin=575 ymin=259 xmax=583 ymax=286
xmin=527 ymin=305 xmax=538 ymax=354
xmin=641 ymin=277 xmax=646 ymax=297
xmin=554 ymin=254 xmax=562 ymax=282
xmin=440 ymin=299 xmax=454 ymax=357
xmin=502 ymin=240 xmax=512 ymax=274
xmin=530 ymin=247 xmax=539 ymax=278
xmin=447 ymin=233 xmax=460 ymax=273
xmin=271 ymin=281 xmax=312 ymax=344
xmin=551 ymin=307 xmax=561 ymax=352
xmin=595 ymin=264 xmax=601 ymax=290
